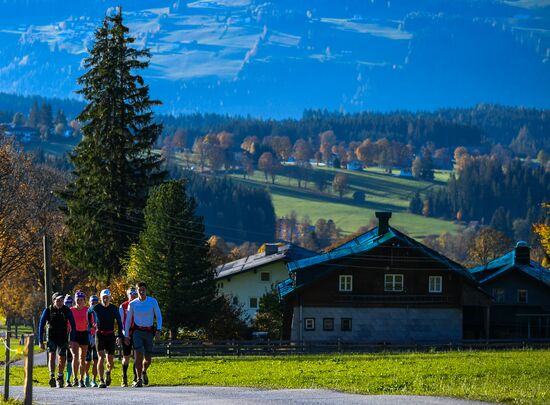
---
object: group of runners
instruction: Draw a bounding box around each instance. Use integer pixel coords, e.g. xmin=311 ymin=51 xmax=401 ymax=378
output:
xmin=38 ymin=282 xmax=162 ymax=389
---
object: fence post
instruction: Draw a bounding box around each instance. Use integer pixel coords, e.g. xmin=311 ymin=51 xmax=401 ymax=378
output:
xmin=23 ymin=334 xmax=34 ymax=405
xmin=3 ymin=320 xmax=10 ymax=402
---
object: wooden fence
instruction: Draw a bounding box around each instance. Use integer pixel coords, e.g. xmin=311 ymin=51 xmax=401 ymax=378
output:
xmin=2 ymin=328 xmax=33 ymax=405
xmin=147 ymin=338 xmax=550 ymax=357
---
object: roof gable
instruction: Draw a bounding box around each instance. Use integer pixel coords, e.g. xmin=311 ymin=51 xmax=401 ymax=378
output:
xmin=216 ymin=243 xmax=316 ymax=280
xmin=280 ymin=225 xmax=475 ymax=298
xmin=469 ymin=250 xmax=550 ymax=288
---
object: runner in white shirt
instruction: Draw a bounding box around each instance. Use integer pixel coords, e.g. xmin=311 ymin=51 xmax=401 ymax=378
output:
xmin=124 ymin=282 xmax=162 ymax=388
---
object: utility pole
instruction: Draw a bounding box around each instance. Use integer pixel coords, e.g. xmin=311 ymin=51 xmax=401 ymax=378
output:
xmin=43 ymin=235 xmax=52 ymax=308
xmin=3 ymin=318 xmax=10 ymax=401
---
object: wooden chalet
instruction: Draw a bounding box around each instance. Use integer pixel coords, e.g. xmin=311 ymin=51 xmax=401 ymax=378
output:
xmin=278 ymin=212 xmax=491 ymax=343
xmin=469 ymin=242 xmax=550 ymax=339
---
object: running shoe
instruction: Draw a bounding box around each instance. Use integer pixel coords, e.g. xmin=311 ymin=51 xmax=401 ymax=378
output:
xmin=79 ymin=380 xmax=86 ymax=388
xmin=121 ymin=376 xmax=128 ymax=387
xmin=73 ymin=378 xmax=79 ymax=387
xmin=49 ymin=376 xmax=56 ymax=388
xmin=142 ymin=371 xmax=149 ymax=386
xmin=85 ymin=375 xmax=90 ymax=387
xmin=132 ymin=379 xmax=143 ymax=388
xmin=66 ymin=380 xmax=72 ymax=387
xmin=56 ymin=377 xmax=64 ymax=388
xmin=105 ymin=371 xmax=111 ymax=386
xmin=91 ymin=380 xmax=98 ymax=388
xmin=98 ymin=380 xmax=106 ymax=389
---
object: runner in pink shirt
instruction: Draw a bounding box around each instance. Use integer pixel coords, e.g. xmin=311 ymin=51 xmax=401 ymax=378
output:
xmin=70 ymin=291 xmax=89 ymax=387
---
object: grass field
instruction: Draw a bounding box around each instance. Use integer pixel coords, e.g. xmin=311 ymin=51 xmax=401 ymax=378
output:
xmin=230 ymin=166 xmax=461 ymax=239
xmin=0 ymin=323 xmax=39 ymax=363
xmin=22 ymin=137 xmax=79 ymax=156
xmin=18 ymin=138 xmax=461 ymax=239
xmin=0 ymin=350 xmax=548 ymax=404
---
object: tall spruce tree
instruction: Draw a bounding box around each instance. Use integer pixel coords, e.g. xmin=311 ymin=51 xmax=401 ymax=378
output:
xmin=28 ymin=100 xmax=39 ymax=128
xmin=63 ymin=9 xmax=164 ymax=282
xmin=127 ymin=180 xmax=217 ymax=339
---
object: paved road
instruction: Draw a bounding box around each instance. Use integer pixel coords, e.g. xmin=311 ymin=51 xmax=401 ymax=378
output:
xmin=8 ymin=386 xmax=495 ymax=405
xmin=12 ymin=350 xmax=48 ymax=366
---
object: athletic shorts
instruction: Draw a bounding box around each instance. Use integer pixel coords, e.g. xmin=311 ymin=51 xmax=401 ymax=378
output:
xmin=86 ymin=345 xmax=98 ymax=362
xmin=122 ymin=336 xmax=133 ymax=356
xmin=95 ymin=333 xmax=116 ymax=355
xmin=75 ymin=331 xmax=89 ymax=346
xmin=47 ymin=336 xmax=68 ymax=356
xmin=132 ymin=330 xmax=154 ymax=355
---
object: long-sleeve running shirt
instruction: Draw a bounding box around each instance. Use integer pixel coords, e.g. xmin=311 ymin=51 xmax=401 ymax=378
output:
xmin=88 ymin=303 xmax=123 ymax=338
xmin=38 ymin=305 xmax=77 ymax=343
xmin=124 ymin=296 xmax=162 ymax=336
xmin=119 ymin=300 xmax=133 ymax=337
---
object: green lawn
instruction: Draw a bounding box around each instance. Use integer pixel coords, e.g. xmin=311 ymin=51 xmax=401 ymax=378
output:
xmin=21 ymin=137 xmax=79 ymax=156
xmin=0 ymin=323 xmax=40 ymax=362
xmin=231 ymin=166 xmax=461 ymax=239
xmin=0 ymin=343 xmax=26 ymax=363
xmin=1 ymin=350 xmax=548 ymax=404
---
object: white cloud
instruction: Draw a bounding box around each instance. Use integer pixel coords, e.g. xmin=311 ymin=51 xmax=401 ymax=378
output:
xmin=320 ymin=18 xmax=412 ymax=40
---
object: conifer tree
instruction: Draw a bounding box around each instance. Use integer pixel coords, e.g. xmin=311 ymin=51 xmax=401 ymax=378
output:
xmin=38 ymin=102 xmax=53 ymax=129
xmin=127 ymin=180 xmax=217 ymax=338
xmin=28 ymin=100 xmax=39 ymax=128
xmin=63 ymin=8 xmax=165 ymax=282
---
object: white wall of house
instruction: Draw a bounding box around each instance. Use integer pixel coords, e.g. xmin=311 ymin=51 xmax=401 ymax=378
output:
xmin=290 ymin=307 xmax=463 ymax=343
xmin=217 ymin=261 xmax=289 ymax=323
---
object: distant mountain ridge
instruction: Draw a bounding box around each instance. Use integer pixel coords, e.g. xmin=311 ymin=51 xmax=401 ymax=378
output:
xmin=0 ymin=0 xmax=548 ymax=117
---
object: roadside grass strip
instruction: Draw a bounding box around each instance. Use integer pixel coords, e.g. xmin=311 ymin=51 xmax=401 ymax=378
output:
xmin=1 ymin=350 xmax=548 ymax=404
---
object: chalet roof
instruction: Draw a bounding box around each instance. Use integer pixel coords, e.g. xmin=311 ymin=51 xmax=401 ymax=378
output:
xmin=280 ymin=226 xmax=476 ymax=298
xmin=469 ymin=250 xmax=550 ymax=288
xmin=215 ymin=243 xmax=316 ymax=280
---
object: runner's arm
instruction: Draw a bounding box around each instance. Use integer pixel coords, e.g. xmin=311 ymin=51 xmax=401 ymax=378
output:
xmin=153 ymin=298 xmax=162 ymax=331
xmin=38 ymin=308 xmax=49 ymax=343
xmin=87 ymin=307 xmax=94 ymax=331
xmin=67 ymin=309 xmax=77 ymax=342
xmin=115 ymin=306 xmax=124 ymax=338
xmin=124 ymin=303 xmax=133 ymax=337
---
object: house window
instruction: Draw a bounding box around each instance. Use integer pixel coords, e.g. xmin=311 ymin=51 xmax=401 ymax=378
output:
xmin=341 ymin=318 xmax=352 ymax=332
xmin=339 ymin=275 xmax=353 ymax=292
xmin=492 ymin=288 xmax=505 ymax=303
xmin=428 ymin=276 xmax=442 ymax=293
xmin=232 ymin=296 xmax=239 ymax=305
xmin=249 ymin=297 xmax=258 ymax=308
xmin=323 ymin=318 xmax=334 ymax=331
xmin=304 ymin=318 xmax=315 ymax=331
xmin=518 ymin=289 xmax=528 ymax=304
xmin=384 ymin=274 xmax=404 ymax=292
xmin=260 ymin=272 xmax=270 ymax=282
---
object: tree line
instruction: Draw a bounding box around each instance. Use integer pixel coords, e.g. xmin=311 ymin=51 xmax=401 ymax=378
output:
xmin=158 ymin=105 xmax=549 ymax=154
xmin=413 ymin=152 xmax=549 ymax=240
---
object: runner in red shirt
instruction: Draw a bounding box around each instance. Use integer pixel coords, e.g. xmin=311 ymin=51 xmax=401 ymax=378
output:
xmin=119 ymin=287 xmax=138 ymax=387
